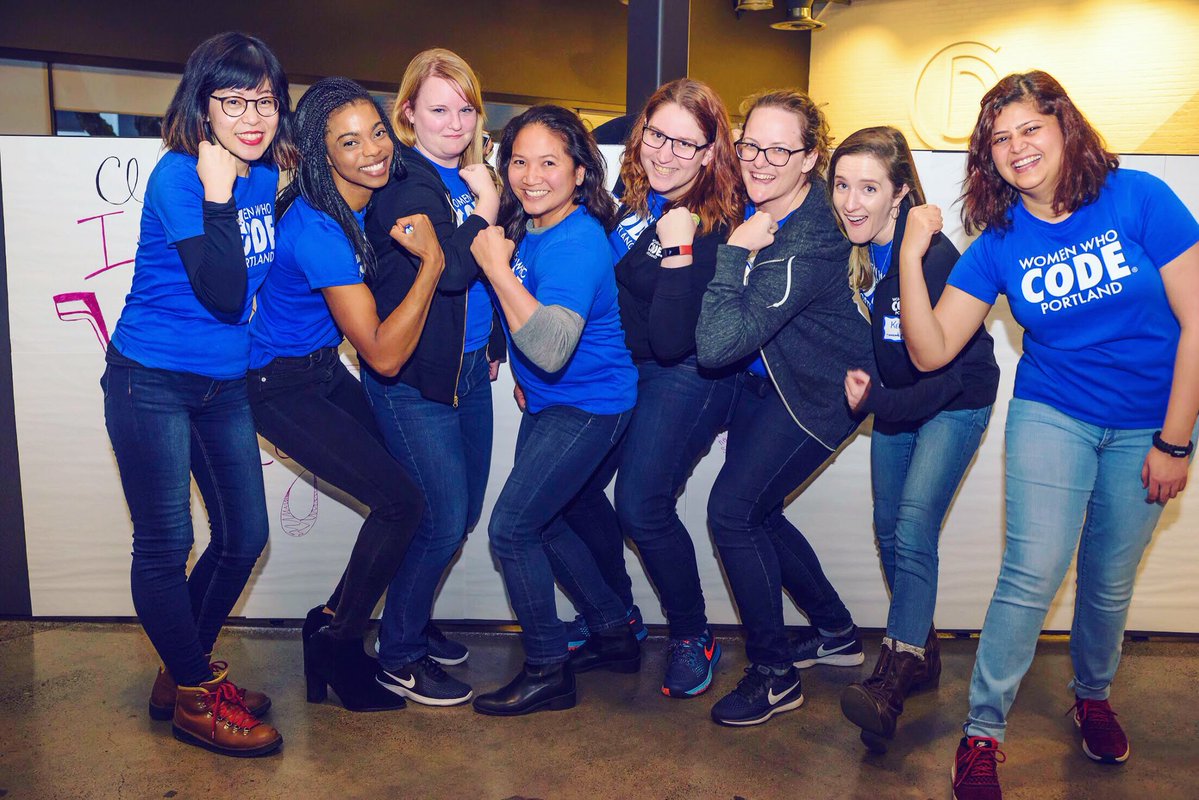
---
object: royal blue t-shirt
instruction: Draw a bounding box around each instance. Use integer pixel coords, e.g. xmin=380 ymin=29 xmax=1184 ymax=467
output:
xmin=948 ymin=169 xmax=1199 ymax=428
xmin=248 ymin=197 xmax=365 ymax=368
xmin=502 ymin=206 xmax=637 ymax=414
xmin=429 ymin=158 xmax=493 ymax=353
xmin=743 ymin=202 xmax=798 ymax=377
xmin=110 ymin=151 xmax=277 ymax=379
xmin=608 ymin=190 xmax=669 ymax=259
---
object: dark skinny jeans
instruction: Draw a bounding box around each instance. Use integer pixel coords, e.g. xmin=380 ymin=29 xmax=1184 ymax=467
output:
xmin=248 ymin=347 xmax=423 ymax=640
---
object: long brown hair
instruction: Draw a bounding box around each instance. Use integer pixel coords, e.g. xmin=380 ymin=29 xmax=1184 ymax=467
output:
xmin=962 ymin=70 xmax=1118 ymax=234
xmin=828 ymin=126 xmax=926 ymax=292
xmin=618 ymin=79 xmax=742 ymax=234
xmin=391 ymin=48 xmax=487 ymax=168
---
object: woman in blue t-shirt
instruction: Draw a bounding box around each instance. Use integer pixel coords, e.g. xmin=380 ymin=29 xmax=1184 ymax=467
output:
xmin=895 ymin=72 xmax=1199 ymax=799
xmin=101 ymin=32 xmax=291 ymax=757
xmin=247 ymin=78 xmax=447 ymax=712
xmin=829 ymin=127 xmax=999 ymax=751
xmin=468 ymin=105 xmax=639 ymax=716
xmin=557 ymin=78 xmax=744 ymax=699
xmin=360 ymin=50 xmax=502 ymax=706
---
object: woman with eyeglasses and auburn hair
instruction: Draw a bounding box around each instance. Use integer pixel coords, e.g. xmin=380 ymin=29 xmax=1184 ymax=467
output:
xmin=556 ymin=78 xmax=743 ymax=699
xmin=893 ymin=72 xmax=1199 ymax=799
xmin=695 ymin=89 xmax=874 ymax=727
xmin=358 ymin=48 xmax=504 ymax=709
xmin=101 ymin=31 xmax=292 ymax=756
xmin=828 ymin=126 xmax=999 ymax=752
xmin=468 ymin=105 xmax=638 ymax=716
xmin=246 ymin=77 xmax=447 ymax=713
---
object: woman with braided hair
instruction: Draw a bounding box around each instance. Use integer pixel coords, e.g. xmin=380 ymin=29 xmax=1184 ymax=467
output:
xmin=247 ymin=76 xmax=444 ymax=711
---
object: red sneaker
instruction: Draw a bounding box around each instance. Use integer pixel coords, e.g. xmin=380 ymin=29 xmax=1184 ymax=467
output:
xmin=1071 ymin=697 xmax=1130 ymax=764
xmin=952 ymin=736 xmax=1005 ymax=800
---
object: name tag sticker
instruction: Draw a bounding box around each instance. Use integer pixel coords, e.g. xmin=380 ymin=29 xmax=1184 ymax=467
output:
xmin=883 ymin=315 xmax=902 ymax=342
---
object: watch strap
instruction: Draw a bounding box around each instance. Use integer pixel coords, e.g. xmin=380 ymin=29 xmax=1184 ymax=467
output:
xmin=1152 ymin=430 xmax=1194 ymax=458
xmin=659 ymin=244 xmax=693 ymax=259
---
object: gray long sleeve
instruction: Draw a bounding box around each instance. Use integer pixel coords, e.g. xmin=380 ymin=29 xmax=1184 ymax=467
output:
xmin=510 ymin=303 xmax=584 ymax=373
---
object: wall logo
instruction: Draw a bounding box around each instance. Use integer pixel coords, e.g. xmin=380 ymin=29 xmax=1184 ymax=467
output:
xmin=911 ymin=42 xmax=1001 ymax=149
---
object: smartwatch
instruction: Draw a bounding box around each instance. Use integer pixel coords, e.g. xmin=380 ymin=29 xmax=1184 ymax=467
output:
xmin=660 ymin=244 xmax=693 ymax=259
xmin=1152 ymin=430 xmax=1194 ymax=458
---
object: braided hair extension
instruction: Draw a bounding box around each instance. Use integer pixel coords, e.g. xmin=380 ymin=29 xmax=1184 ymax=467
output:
xmin=278 ymin=77 xmax=405 ymax=276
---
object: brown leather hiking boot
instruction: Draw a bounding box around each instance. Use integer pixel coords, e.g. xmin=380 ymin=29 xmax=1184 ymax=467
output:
xmin=172 ymin=670 xmax=282 ymax=757
xmin=149 ymin=660 xmax=271 ymax=720
xmin=911 ymin=627 xmax=942 ymax=691
xmin=840 ymin=642 xmax=923 ymax=751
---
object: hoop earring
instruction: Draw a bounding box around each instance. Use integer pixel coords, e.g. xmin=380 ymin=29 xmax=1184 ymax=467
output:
xmin=890 ymin=204 xmax=900 ymax=220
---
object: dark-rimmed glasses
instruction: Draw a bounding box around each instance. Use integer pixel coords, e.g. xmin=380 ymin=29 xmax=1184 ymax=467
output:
xmin=210 ymin=95 xmax=280 ymax=118
xmin=642 ymin=125 xmax=710 ymax=161
xmin=734 ymin=140 xmax=808 ymax=167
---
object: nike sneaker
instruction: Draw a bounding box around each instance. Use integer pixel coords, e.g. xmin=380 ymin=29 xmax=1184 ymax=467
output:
xmin=377 ymin=656 xmax=472 ymax=706
xmin=662 ymin=630 xmax=721 ymax=698
xmin=566 ymin=606 xmax=648 ymax=651
xmin=710 ymin=664 xmax=804 ymax=726
xmin=792 ymin=625 xmax=865 ymax=668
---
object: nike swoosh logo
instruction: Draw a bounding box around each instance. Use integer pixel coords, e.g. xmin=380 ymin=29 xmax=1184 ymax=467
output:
xmin=704 ymin=641 xmax=715 ymax=660
xmin=385 ymin=671 xmax=416 ymax=689
xmin=816 ymin=641 xmax=852 ymax=657
xmin=767 ymin=681 xmax=800 ymax=705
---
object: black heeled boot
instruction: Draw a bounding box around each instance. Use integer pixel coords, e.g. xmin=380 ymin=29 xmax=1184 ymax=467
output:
xmin=472 ymin=661 xmax=576 ymax=717
xmin=304 ymin=627 xmax=406 ymax=712
xmin=569 ymin=624 xmax=641 ymax=674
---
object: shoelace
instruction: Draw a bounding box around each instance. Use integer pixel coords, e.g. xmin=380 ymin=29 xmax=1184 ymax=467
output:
xmin=954 ymin=737 xmax=1006 ymax=786
xmin=1068 ymin=698 xmax=1120 ymax=732
xmin=733 ymin=666 xmax=773 ymax=699
xmin=667 ymin=638 xmax=702 ymax=669
xmin=421 ymin=656 xmax=452 ymax=682
xmin=204 ymin=680 xmax=260 ymax=739
xmin=207 ymin=660 xmax=250 ymax=705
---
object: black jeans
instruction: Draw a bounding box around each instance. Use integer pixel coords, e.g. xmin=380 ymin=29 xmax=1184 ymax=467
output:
xmin=248 ymin=348 xmax=423 ymax=640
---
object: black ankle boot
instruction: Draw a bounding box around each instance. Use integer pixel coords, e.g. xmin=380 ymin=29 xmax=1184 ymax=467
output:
xmin=472 ymin=662 xmax=576 ymax=716
xmin=569 ymin=624 xmax=641 ymax=674
xmin=304 ymin=627 xmax=405 ymax=712
xmin=302 ymin=605 xmax=333 ymax=644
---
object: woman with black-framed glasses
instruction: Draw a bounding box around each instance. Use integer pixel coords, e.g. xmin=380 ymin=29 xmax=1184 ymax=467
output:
xmin=695 ymin=89 xmax=874 ymax=727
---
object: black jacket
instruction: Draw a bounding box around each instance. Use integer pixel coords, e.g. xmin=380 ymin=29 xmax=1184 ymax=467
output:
xmin=612 ymin=210 xmax=732 ymax=365
xmin=363 ymin=144 xmax=505 ymax=405
xmin=859 ymin=200 xmax=999 ymax=430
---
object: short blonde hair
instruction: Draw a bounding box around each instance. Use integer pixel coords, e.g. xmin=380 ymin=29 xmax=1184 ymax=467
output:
xmin=391 ymin=48 xmax=487 ymax=167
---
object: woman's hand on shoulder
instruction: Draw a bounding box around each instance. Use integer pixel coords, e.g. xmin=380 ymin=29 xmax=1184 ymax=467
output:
xmin=657 ymin=206 xmax=698 ymax=249
xmin=727 ymin=210 xmax=776 ymax=253
xmin=471 ymin=225 xmax=515 ymax=278
xmin=460 ymin=163 xmax=500 ymax=223
xmin=390 ymin=214 xmax=444 ymax=267
xmin=196 ymin=140 xmax=238 ymax=202
xmin=901 ymin=204 xmax=943 ymax=264
xmin=844 ymin=368 xmax=872 ymax=414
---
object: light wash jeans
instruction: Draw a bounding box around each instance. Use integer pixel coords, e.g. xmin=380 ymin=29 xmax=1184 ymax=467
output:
xmin=965 ymin=398 xmax=1194 ymax=741
xmin=871 ymin=405 xmax=992 ymax=647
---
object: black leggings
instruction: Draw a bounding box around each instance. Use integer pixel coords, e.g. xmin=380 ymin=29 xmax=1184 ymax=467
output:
xmin=249 ymin=348 xmax=423 ymax=640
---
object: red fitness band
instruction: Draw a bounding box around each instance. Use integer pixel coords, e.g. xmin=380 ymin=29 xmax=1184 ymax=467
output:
xmin=660 ymin=244 xmax=693 ymax=258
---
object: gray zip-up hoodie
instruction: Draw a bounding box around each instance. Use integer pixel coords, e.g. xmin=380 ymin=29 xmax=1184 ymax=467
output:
xmin=696 ymin=177 xmax=874 ymax=449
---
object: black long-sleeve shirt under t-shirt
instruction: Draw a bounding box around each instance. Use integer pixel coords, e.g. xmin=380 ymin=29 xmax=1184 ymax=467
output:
xmin=613 ymin=216 xmax=730 ymax=364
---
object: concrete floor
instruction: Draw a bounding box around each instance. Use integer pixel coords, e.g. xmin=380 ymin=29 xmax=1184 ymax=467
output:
xmin=0 ymin=621 xmax=1196 ymax=800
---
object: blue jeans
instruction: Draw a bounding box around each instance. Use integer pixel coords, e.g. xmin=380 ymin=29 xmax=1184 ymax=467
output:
xmin=965 ymin=399 xmax=1193 ymax=741
xmin=871 ymin=406 xmax=992 ymax=647
xmin=708 ymin=375 xmax=857 ymax=667
xmin=102 ymin=359 xmax=268 ymax=687
xmin=489 ymin=404 xmax=631 ymax=665
xmin=562 ymin=358 xmax=736 ymax=637
xmin=363 ymin=347 xmax=493 ymax=669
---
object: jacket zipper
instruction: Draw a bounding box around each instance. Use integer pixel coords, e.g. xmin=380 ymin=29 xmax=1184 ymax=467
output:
xmin=448 ymin=188 xmax=465 ymax=408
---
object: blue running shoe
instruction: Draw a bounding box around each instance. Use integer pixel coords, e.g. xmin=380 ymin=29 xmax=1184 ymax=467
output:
xmin=566 ymin=606 xmax=648 ymax=652
xmin=662 ymin=630 xmax=721 ymax=698
xmin=425 ymin=622 xmax=469 ymax=666
xmin=792 ymin=625 xmax=865 ymax=669
xmin=710 ymin=664 xmax=804 ymax=726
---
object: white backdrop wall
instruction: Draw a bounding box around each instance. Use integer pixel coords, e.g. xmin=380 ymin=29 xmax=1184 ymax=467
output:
xmin=3 ymin=135 xmax=1197 ymax=631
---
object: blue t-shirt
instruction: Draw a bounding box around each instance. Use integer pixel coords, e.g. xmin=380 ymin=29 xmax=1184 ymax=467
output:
xmin=110 ymin=151 xmax=277 ymax=379
xmin=608 ymin=190 xmax=669 ymax=259
xmin=502 ymin=207 xmax=637 ymax=414
xmin=743 ymin=202 xmax=798 ymax=377
xmin=430 ymin=158 xmax=493 ymax=353
xmin=248 ymin=197 xmax=366 ymax=368
xmin=948 ymin=169 xmax=1199 ymax=428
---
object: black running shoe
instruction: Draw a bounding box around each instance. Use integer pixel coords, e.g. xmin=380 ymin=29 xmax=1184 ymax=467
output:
xmin=377 ymin=656 xmax=472 ymax=706
xmin=710 ymin=664 xmax=804 ymax=727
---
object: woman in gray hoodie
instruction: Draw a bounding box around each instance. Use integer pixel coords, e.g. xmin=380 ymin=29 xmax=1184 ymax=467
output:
xmin=696 ymin=89 xmax=874 ymax=727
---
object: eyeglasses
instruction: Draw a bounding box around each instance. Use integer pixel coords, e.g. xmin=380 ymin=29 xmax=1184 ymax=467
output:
xmin=642 ymin=125 xmax=710 ymax=161
xmin=734 ymin=140 xmax=808 ymax=167
xmin=210 ymin=95 xmax=280 ymax=118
